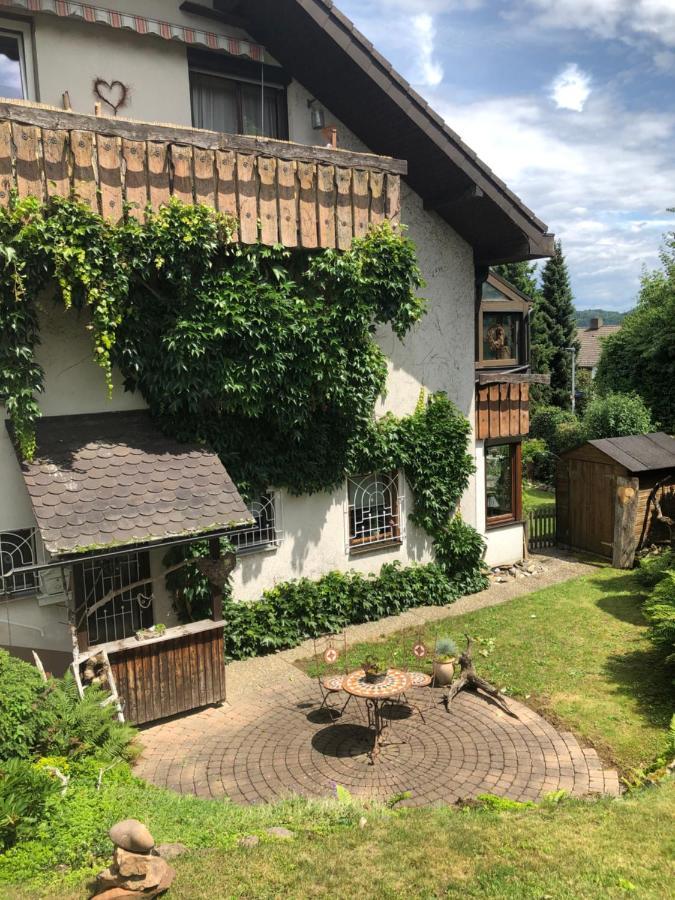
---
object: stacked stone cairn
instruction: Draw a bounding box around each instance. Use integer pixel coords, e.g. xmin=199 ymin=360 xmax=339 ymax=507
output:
xmin=93 ymin=819 xmax=176 ymax=899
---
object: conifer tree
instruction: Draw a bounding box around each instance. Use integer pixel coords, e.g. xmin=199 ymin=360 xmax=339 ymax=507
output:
xmin=538 ymin=242 xmax=579 ymax=409
xmin=494 ymin=262 xmax=538 ymax=298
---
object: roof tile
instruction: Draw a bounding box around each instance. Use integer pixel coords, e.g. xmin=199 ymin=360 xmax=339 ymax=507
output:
xmin=8 ymin=411 xmax=252 ymax=556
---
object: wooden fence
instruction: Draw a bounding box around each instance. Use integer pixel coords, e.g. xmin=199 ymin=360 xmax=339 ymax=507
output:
xmin=527 ymin=505 xmax=556 ymax=551
xmin=0 ymin=99 xmax=405 ymax=249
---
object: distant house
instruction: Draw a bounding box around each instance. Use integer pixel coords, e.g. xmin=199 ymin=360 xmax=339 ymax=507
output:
xmin=577 ymin=317 xmax=622 ymax=377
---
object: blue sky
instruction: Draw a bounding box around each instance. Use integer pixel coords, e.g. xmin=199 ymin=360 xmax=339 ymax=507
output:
xmin=338 ymin=0 xmax=675 ymax=311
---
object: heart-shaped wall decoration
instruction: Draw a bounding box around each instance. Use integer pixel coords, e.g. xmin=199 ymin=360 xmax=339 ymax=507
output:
xmin=93 ymin=78 xmax=128 ymax=115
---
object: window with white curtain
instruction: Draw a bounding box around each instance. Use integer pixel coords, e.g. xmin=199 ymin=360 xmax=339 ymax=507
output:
xmin=190 ymin=70 xmax=286 ymax=138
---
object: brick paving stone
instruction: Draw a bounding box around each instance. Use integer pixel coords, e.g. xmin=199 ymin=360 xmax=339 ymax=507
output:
xmin=134 ymin=674 xmax=622 ymax=807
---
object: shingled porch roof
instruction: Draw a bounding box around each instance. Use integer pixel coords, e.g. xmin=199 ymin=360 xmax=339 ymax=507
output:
xmin=9 ymin=411 xmax=252 ymax=558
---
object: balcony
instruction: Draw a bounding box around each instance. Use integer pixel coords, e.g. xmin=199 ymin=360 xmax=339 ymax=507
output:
xmin=0 ymin=99 xmax=406 ymax=249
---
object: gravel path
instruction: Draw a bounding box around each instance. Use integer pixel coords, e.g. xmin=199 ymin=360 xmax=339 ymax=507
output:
xmin=224 ymin=550 xmax=601 ymax=702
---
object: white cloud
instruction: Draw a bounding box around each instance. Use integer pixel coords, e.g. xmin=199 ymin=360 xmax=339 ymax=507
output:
xmin=436 ymin=91 xmax=675 ymax=308
xmin=412 ymin=13 xmax=444 ymax=86
xmin=550 ymin=64 xmax=592 ymax=111
xmin=523 ymin=0 xmax=675 ymax=48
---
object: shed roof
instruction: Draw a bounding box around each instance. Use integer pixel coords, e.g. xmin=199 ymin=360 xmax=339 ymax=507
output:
xmin=588 ymin=433 xmax=675 ymax=473
xmin=9 ymin=412 xmax=252 ymax=557
xmin=222 ymin=0 xmax=554 ymax=265
xmin=577 ymin=324 xmax=622 ymax=369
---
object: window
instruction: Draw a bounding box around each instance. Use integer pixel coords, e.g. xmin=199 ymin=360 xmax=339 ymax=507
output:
xmin=348 ymin=472 xmax=402 ymax=551
xmin=0 ymin=529 xmax=38 ymax=595
xmin=229 ymin=493 xmax=280 ymax=553
xmin=0 ymin=20 xmax=35 ymax=101
xmin=75 ymin=551 xmax=153 ymax=647
xmin=477 ymin=274 xmax=530 ymax=369
xmin=190 ymin=70 xmax=287 ymax=138
xmin=485 ymin=443 xmax=522 ymax=527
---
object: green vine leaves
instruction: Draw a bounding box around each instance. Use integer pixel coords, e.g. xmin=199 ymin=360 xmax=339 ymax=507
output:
xmin=0 ymin=196 xmax=423 ymax=484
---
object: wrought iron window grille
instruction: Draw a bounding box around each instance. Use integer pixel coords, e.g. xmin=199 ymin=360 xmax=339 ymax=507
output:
xmin=346 ymin=471 xmax=405 ymax=553
xmin=0 ymin=528 xmax=40 ymax=596
xmin=80 ymin=551 xmax=153 ymax=647
xmin=229 ymin=492 xmax=282 ymax=554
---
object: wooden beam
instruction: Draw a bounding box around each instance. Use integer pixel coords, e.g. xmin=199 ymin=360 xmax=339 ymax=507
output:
xmin=477 ymin=372 xmax=551 ymax=385
xmin=0 ymin=101 xmax=407 ymax=174
xmin=424 ymin=183 xmax=483 ymax=211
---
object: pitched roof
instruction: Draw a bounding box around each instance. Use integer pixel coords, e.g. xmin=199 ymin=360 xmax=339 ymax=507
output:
xmin=9 ymin=412 xmax=252 ymax=557
xmin=588 ymin=433 xmax=675 ymax=473
xmin=219 ymin=0 xmax=554 ymax=265
xmin=577 ymin=324 xmax=621 ymax=369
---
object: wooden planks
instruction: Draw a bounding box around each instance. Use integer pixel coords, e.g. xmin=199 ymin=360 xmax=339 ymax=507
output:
xmin=108 ymin=625 xmax=226 ymax=725
xmin=476 ymin=381 xmax=530 ymax=439
xmin=0 ymin=103 xmax=404 ymax=248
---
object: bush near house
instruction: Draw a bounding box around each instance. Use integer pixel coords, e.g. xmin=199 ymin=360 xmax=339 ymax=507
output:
xmin=637 ymin=551 xmax=675 ymax=667
xmin=0 ymin=651 xmax=137 ymax=764
xmin=221 ymin=561 xmax=482 ymax=661
xmin=583 ymin=392 xmax=654 ymax=441
xmin=528 ymin=393 xmax=655 ymax=485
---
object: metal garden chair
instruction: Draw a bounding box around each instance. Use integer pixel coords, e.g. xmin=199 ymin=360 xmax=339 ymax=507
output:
xmin=312 ymin=632 xmax=352 ymax=719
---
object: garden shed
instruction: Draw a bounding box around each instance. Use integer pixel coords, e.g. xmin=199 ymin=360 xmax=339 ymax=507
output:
xmin=556 ymin=433 xmax=675 ymax=567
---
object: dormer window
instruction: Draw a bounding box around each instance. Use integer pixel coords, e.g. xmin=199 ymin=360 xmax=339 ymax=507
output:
xmin=477 ymin=273 xmax=530 ymax=369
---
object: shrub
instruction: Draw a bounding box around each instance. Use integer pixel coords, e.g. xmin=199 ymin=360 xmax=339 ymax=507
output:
xmin=529 ymin=406 xmax=578 ymax=451
xmin=221 ymin=561 xmax=469 ymax=660
xmin=522 ymin=437 xmax=553 ymax=484
xmin=0 ymin=651 xmax=137 ymax=763
xmin=433 ymin=516 xmax=488 ymax=594
xmin=0 ymin=759 xmax=61 ymax=850
xmin=642 ymin=571 xmax=675 ymax=664
xmin=0 ymin=651 xmax=50 ymax=761
xmin=636 ymin=551 xmax=675 ymax=589
xmin=582 ymin=392 xmax=653 ymax=441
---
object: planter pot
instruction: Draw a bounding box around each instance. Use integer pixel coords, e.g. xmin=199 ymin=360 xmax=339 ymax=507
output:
xmin=364 ymin=670 xmax=387 ymax=685
xmin=433 ymin=659 xmax=455 ymax=685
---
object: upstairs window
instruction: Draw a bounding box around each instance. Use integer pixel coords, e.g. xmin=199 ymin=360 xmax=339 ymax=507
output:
xmin=477 ymin=274 xmax=530 ymax=369
xmin=0 ymin=529 xmax=38 ymax=595
xmin=190 ymin=70 xmax=287 ymax=139
xmin=0 ymin=20 xmax=35 ymax=101
xmin=348 ymin=472 xmax=402 ymax=551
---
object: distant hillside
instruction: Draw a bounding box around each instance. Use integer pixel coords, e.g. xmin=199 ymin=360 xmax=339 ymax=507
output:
xmin=575 ymin=308 xmax=629 ymax=327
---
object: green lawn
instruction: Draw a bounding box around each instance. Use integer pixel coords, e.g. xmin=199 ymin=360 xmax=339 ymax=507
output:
xmin=301 ymin=566 xmax=673 ymax=773
xmin=7 ymin=784 xmax=674 ymax=899
xmin=523 ymin=482 xmax=556 ymax=511
xmin=4 ymin=567 xmax=675 ymax=899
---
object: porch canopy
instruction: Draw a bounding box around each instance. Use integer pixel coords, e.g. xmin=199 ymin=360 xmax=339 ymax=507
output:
xmin=8 ymin=410 xmax=252 ymax=558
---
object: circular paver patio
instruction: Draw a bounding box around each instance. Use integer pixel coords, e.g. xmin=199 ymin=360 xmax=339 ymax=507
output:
xmin=134 ymin=677 xmax=620 ymax=806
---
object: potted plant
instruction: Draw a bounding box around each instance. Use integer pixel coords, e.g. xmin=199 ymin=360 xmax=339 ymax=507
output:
xmin=433 ymin=637 xmax=458 ymax=685
xmin=362 ymin=656 xmax=387 ymax=685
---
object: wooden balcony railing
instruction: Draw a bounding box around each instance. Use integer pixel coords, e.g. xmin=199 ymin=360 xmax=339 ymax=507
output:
xmin=0 ymin=99 xmax=406 ymax=249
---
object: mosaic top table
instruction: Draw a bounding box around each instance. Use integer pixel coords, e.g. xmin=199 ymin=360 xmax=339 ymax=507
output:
xmin=342 ymin=668 xmax=412 ymax=763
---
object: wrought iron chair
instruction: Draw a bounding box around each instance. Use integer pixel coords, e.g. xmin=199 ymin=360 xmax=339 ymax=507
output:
xmin=393 ymin=631 xmax=435 ymax=722
xmin=312 ymin=632 xmax=352 ymax=719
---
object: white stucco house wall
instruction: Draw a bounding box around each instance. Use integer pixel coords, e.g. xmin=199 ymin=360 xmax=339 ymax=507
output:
xmin=0 ymin=0 xmax=553 ymax=676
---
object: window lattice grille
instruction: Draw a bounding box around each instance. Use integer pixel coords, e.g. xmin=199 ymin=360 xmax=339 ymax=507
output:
xmin=229 ymin=493 xmax=281 ymax=553
xmin=0 ymin=529 xmax=38 ymax=595
xmin=347 ymin=472 xmax=403 ymax=550
xmin=82 ymin=552 xmax=153 ymax=646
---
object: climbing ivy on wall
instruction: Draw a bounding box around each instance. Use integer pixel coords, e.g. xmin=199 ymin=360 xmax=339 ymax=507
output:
xmin=0 ymin=194 xmax=487 ymax=611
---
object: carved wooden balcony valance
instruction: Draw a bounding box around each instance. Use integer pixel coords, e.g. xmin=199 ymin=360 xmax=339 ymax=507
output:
xmin=0 ymin=100 xmax=406 ymax=249
xmin=476 ymin=382 xmax=530 ymax=440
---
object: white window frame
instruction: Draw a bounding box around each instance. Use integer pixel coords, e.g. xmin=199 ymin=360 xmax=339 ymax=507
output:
xmin=0 ymin=527 xmax=39 ymax=596
xmin=0 ymin=18 xmax=36 ymax=102
xmin=228 ymin=491 xmax=283 ymax=555
xmin=345 ymin=470 xmax=405 ymax=554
